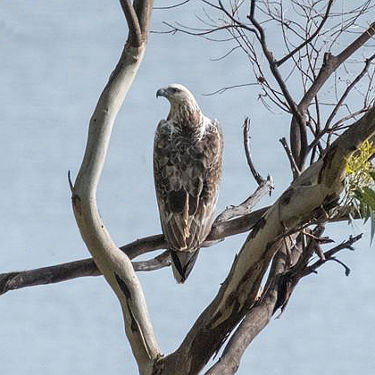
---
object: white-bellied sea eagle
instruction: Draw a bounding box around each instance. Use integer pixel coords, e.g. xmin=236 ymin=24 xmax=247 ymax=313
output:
xmin=154 ymin=84 xmax=223 ymax=283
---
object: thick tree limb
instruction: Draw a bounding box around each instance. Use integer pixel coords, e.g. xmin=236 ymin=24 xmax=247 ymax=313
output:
xmin=120 ymin=0 xmax=142 ymax=46
xmin=206 ymin=228 xmax=363 ymax=374
xmin=0 ymin=207 xmax=268 ymax=295
xmin=158 ymin=107 xmax=375 ymax=374
xmin=0 ymin=253 xmax=171 ymax=296
xmin=0 ymin=200 xmax=364 ymax=297
xmin=71 ymin=1 xmax=160 ymax=374
xmin=204 ymin=238 xmax=294 ymax=375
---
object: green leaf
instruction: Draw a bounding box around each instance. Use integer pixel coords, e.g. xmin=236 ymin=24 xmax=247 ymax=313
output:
xmin=362 ymin=187 xmax=375 ymax=210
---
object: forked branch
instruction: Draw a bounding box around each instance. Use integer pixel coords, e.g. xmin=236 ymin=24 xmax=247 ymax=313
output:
xmin=158 ymin=107 xmax=375 ymax=374
xmin=71 ymin=1 xmax=160 ymax=373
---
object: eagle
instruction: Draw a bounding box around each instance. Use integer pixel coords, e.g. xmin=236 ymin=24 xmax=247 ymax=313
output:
xmin=154 ymin=84 xmax=223 ymax=283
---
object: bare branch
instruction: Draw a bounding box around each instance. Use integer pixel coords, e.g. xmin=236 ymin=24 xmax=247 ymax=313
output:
xmin=276 ymin=0 xmax=334 ymax=67
xmin=243 ymin=117 xmax=266 ymax=185
xmin=248 ymin=0 xmax=301 ymax=120
xmin=153 ymin=0 xmax=190 ymax=10
xmin=119 ymin=0 xmax=142 ymax=46
xmin=0 ymin=206 xmax=269 ymax=295
xmin=215 ymin=179 xmax=273 ymax=223
xmin=203 ymin=83 xmax=258 ymax=96
xmin=159 ymin=107 xmax=375 ymax=374
xmin=300 ymin=22 xmax=375 ymax=110
xmin=0 ymin=252 xmax=171 ymax=296
xmin=71 ymin=1 xmax=160 ymax=371
xmin=217 ymin=0 xmax=258 ymax=35
xmin=303 ymin=234 xmax=363 ymax=276
xmin=248 ymin=0 xmax=307 ymax=169
xmin=132 ymin=251 xmax=171 ymax=272
xmin=324 ymin=53 xmax=375 ymax=131
xmin=279 ymin=137 xmax=301 ymax=177
xmin=293 ymin=22 xmax=375 ymax=169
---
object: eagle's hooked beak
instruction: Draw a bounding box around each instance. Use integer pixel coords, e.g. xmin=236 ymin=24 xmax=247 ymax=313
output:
xmin=156 ymin=88 xmax=167 ymax=99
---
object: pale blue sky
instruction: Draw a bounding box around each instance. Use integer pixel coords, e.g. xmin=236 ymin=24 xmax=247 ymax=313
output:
xmin=0 ymin=1 xmax=374 ymax=374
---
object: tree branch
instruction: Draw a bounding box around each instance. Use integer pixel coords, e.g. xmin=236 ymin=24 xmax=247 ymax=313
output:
xmin=205 ymin=237 xmax=296 ymax=375
xmin=134 ymin=0 xmax=154 ymax=37
xmin=324 ymin=52 xmax=375 ymax=131
xmin=214 ymin=181 xmax=273 ymax=223
xmin=291 ymin=21 xmax=375 ymax=169
xmin=276 ymin=0 xmax=334 ymax=67
xmin=71 ymin=1 xmax=159 ymax=373
xmin=303 ymin=234 xmax=363 ymax=277
xmin=0 ymin=252 xmax=171 ymax=296
xmin=280 ymin=137 xmax=301 ymax=178
xmin=159 ymin=106 xmax=375 ymax=374
xmin=248 ymin=0 xmax=301 ymax=120
xmin=243 ymin=117 xmax=266 ymax=185
xmin=248 ymin=0 xmax=306 ymax=171
xmin=0 ymin=207 xmax=268 ymax=295
xmin=300 ymin=22 xmax=375 ymax=111
xmin=119 ymin=0 xmax=143 ymax=46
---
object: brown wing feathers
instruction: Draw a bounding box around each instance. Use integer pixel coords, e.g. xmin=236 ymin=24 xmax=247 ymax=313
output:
xmin=154 ymin=84 xmax=223 ymax=282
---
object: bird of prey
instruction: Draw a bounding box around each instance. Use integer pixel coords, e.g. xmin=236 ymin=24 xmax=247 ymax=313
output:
xmin=154 ymin=84 xmax=223 ymax=283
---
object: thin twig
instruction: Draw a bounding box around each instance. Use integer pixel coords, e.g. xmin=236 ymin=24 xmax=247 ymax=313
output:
xmin=243 ymin=117 xmax=266 ymax=185
xmin=276 ymin=0 xmax=334 ymax=67
xmin=280 ymin=137 xmax=301 ymax=177
xmin=303 ymin=234 xmax=363 ymax=276
xmin=153 ymin=0 xmax=190 ymax=10
xmin=215 ymin=179 xmax=273 ymax=223
xmin=324 ymin=53 xmax=375 ymax=131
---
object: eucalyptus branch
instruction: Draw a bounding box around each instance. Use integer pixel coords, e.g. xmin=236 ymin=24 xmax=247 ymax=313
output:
xmin=243 ymin=117 xmax=266 ymax=185
xmin=299 ymin=22 xmax=375 ymax=110
xmin=280 ymin=137 xmax=301 ymax=177
xmin=248 ymin=0 xmax=301 ymax=121
xmin=119 ymin=0 xmax=142 ymax=46
xmin=159 ymin=107 xmax=375 ymax=374
xmin=0 ymin=252 xmax=171 ymax=296
xmin=0 ymin=206 xmax=268 ymax=296
xmin=324 ymin=53 xmax=375 ymax=131
xmin=71 ymin=1 xmax=160 ymax=372
xmin=215 ymin=179 xmax=273 ymax=223
xmin=293 ymin=22 xmax=375 ymax=169
xmin=303 ymin=234 xmax=363 ymax=277
xmin=276 ymin=0 xmax=334 ymax=67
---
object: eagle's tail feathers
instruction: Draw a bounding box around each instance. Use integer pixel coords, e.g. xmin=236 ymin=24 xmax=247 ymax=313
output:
xmin=170 ymin=250 xmax=199 ymax=283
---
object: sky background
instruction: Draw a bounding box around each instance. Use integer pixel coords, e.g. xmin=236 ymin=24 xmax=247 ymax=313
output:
xmin=0 ymin=1 xmax=374 ymax=374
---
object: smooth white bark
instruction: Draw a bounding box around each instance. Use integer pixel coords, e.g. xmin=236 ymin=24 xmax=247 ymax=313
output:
xmin=72 ymin=44 xmax=160 ymax=375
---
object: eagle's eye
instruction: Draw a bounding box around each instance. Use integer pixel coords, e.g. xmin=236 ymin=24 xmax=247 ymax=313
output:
xmin=170 ymin=87 xmax=180 ymax=94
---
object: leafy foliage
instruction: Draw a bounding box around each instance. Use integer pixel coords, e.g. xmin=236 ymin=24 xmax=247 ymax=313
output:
xmin=344 ymin=140 xmax=375 ymax=241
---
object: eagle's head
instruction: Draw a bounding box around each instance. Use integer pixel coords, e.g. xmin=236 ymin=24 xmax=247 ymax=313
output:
xmin=156 ymin=84 xmax=201 ymax=124
xmin=156 ymin=83 xmax=195 ymax=103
